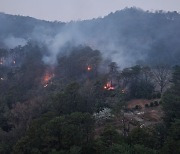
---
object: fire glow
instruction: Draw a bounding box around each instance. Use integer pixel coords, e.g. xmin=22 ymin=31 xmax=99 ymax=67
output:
xmin=87 ymin=66 xmax=92 ymax=71
xmin=42 ymin=70 xmax=55 ymax=88
xmin=104 ymin=82 xmax=115 ymax=90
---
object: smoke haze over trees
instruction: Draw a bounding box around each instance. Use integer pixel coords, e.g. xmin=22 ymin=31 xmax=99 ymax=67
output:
xmin=0 ymin=7 xmax=180 ymax=154
xmin=0 ymin=8 xmax=180 ymax=67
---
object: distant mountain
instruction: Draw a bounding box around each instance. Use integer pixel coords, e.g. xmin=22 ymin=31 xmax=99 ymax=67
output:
xmin=0 ymin=12 xmax=64 ymax=38
xmin=0 ymin=8 xmax=180 ymax=67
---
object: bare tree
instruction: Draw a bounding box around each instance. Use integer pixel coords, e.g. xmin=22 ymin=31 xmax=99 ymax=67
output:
xmin=108 ymin=62 xmax=119 ymax=86
xmin=141 ymin=66 xmax=153 ymax=83
xmin=152 ymin=65 xmax=171 ymax=94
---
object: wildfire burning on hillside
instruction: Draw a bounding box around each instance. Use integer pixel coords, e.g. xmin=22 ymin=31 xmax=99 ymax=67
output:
xmin=87 ymin=66 xmax=92 ymax=71
xmin=42 ymin=68 xmax=55 ymax=88
xmin=104 ymin=82 xmax=115 ymax=90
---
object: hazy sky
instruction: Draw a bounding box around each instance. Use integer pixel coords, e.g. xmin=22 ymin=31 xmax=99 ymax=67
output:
xmin=0 ymin=0 xmax=179 ymax=22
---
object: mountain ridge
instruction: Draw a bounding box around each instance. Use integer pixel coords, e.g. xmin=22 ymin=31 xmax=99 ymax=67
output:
xmin=0 ymin=8 xmax=180 ymax=67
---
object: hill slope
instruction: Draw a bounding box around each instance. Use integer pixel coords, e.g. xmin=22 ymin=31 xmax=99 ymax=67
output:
xmin=0 ymin=8 xmax=180 ymax=66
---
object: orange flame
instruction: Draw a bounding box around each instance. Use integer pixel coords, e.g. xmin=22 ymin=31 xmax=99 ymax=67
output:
xmin=87 ymin=66 xmax=92 ymax=71
xmin=103 ymin=82 xmax=115 ymax=90
xmin=43 ymin=73 xmax=54 ymax=83
xmin=42 ymin=70 xmax=55 ymax=87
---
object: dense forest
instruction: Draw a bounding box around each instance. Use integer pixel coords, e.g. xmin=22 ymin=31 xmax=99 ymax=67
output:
xmin=0 ymin=8 xmax=180 ymax=154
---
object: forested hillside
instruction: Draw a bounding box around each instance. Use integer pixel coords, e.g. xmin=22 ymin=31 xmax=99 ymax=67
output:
xmin=0 ymin=7 xmax=180 ymax=154
xmin=0 ymin=8 xmax=180 ymax=66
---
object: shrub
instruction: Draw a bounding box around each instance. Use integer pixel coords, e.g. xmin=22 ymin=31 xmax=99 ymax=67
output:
xmin=152 ymin=93 xmax=157 ymax=99
xmin=135 ymin=105 xmax=142 ymax=110
xmin=154 ymin=101 xmax=159 ymax=106
xmin=156 ymin=92 xmax=161 ymax=98
xmin=150 ymin=102 xmax=154 ymax=107
xmin=159 ymin=100 xmax=163 ymax=104
xmin=145 ymin=104 xmax=149 ymax=108
xmin=135 ymin=105 xmax=139 ymax=109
